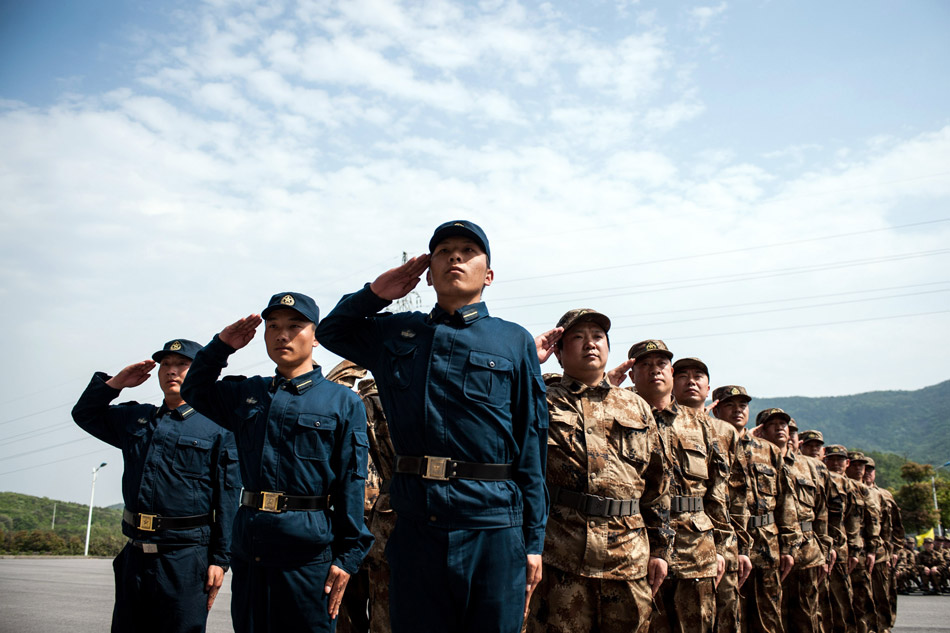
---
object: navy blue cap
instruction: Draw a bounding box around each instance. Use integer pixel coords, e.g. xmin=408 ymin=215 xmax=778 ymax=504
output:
xmin=261 ymin=292 xmax=320 ymax=324
xmin=152 ymin=339 xmax=202 ymax=362
xmin=428 ymin=220 xmax=490 ymax=263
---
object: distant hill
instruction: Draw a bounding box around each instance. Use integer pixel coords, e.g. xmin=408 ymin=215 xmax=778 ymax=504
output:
xmin=752 ymin=379 xmax=950 ymax=466
xmin=0 ymin=492 xmax=125 ymax=555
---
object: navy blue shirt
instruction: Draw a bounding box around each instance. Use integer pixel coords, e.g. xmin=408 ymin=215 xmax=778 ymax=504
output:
xmin=181 ymin=335 xmax=374 ymax=572
xmin=72 ymin=372 xmax=239 ymax=568
xmin=315 ymin=284 xmax=550 ymax=554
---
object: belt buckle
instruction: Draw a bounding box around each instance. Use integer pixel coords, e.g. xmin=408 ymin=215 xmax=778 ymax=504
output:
xmin=260 ymin=491 xmax=283 ymax=512
xmin=142 ymin=543 xmax=159 ymax=554
xmin=137 ymin=514 xmax=157 ymax=532
xmin=423 ymin=456 xmax=450 ymax=481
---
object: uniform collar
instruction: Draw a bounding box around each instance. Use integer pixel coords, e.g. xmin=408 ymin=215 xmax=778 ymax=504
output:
xmin=427 ymin=301 xmax=489 ymax=327
xmin=560 ymin=373 xmax=611 ymax=394
xmin=270 ymin=365 xmax=323 ymax=394
xmin=157 ymin=402 xmax=197 ymax=420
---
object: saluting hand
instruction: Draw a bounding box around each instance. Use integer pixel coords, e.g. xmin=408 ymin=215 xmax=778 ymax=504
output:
xmin=205 ymin=565 xmax=225 ymax=611
xmin=369 ymin=254 xmax=430 ymax=301
xmin=534 ymin=327 xmax=563 ymax=364
xmin=219 ymin=314 xmax=262 ymax=350
xmin=606 ymin=359 xmax=635 ymax=387
xmin=324 ymin=565 xmax=350 ymax=619
xmin=105 ymin=360 xmax=156 ymax=390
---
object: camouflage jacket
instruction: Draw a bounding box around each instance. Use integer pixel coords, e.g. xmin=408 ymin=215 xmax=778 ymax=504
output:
xmin=827 ymin=471 xmax=862 ymax=559
xmin=785 ymin=452 xmax=831 ymax=568
xmin=874 ymin=485 xmax=903 ymax=559
xmin=918 ymin=548 xmax=941 ymax=569
xmin=708 ymin=417 xmax=746 ymax=571
xmin=544 ymin=375 xmax=672 ymax=580
xmin=734 ymin=431 xmax=801 ymax=568
xmin=653 ymin=400 xmax=732 ymax=579
xmin=849 ymin=478 xmax=882 ymax=557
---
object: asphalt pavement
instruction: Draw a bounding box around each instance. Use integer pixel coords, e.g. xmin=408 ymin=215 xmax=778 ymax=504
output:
xmin=1 ymin=557 xmax=949 ymax=632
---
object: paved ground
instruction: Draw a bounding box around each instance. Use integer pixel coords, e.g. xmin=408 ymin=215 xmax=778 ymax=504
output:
xmin=1 ymin=557 xmax=949 ymax=632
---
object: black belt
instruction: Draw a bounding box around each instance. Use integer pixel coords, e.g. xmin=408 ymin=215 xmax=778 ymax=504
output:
xmin=240 ymin=490 xmax=329 ymax=513
xmin=750 ymin=511 xmax=775 ymax=528
xmin=123 ymin=509 xmax=212 ymax=532
xmin=394 ymin=455 xmax=513 ymax=481
xmin=128 ymin=539 xmax=198 ymax=554
xmin=549 ymin=484 xmax=640 ymax=518
xmin=670 ymin=496 xmax=704 ymax=513
xmin=800 ymin=520 xmax=814 ymax=532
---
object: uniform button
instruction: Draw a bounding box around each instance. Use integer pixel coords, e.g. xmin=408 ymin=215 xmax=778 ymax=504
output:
xmin=314 ymin=421 xmax=320 ymax=427
xmin=192 ymin=441 xmax=198 ymax=446
xmin=489 ymin=360 xmax=495 ymax=367
xmin=587 ymin=428 xmax=594 ymax=434
xmin=589 ymin=520 xmax=596 ymax=527
xmin=430 ymin=516 xmax=438 ymax=522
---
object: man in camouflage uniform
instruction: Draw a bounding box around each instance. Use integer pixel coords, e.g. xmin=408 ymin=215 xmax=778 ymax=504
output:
xmin=918 ymin=537 xmax=942 ymax=594
xmin=800 ymin=430 xmax=838 ymax=632
xmin=608 ymin=340 xmax=731 ymax=633
xmin=527 ymin=311 xmax=672 ymax=633
xmin=845 ymin=450 xmax=882 ymax=633
xmin=823 ymin=444 xmax=863 ymax=633
xmin=767 ymin=420 xmax=830 ymax=633
xmin=672 ymin=361 xmax=748 ymax=633
xmin=864 ymin=458 xmax=903 ymax=632
xmin=895 ymin=537 xmax=917 ymax=594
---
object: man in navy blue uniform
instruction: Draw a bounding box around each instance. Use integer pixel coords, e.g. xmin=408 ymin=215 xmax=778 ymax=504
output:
xmin=72 ymin=338 xmax=240 ymax=633
xmin=181 ymin=292 xmax=373 ymax=633
xmin=315 ymin=220 xmax=549 ymax=633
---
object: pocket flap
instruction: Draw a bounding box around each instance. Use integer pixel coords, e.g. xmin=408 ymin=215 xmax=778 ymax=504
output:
xmin=297 ymin=414 xmax=337 ymax=431
xmin=177 ymin=435 xmax=212 ymax=450
xmin=467 ymin=351 xmax=513 ymax=372
xmin=383 ymin=339 xmax=417 ymax=357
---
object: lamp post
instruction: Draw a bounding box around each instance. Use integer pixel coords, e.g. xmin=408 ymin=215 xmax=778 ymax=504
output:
xmin=934 ymin=460 xmax=950 ymax=538
xmin=84 ymin=462 xmax=107 ymax=557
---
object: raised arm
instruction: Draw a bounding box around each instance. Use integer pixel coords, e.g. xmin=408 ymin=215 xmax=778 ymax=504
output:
xmin=72 ymin=361 xmax=156 ymax=447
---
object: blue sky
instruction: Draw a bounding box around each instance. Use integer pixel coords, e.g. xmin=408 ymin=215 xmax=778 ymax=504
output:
xmin=1 ymin=0 xmax=949 ymax=505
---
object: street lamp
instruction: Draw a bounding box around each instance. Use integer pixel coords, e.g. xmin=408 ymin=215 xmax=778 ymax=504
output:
xmin=84 ymin=462 xmax=107 ymax=557
xmin=934 ymin=460 xmax=950 ymax=538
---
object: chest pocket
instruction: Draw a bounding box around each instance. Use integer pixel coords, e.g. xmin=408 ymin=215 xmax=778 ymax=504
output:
xmin=827 ymin=490 xmax=844 ymax=514
xmin=462 ymin=351 xmax=512 ymax=407
xmin=616 ymin=415 xmax=650 ymax=464
xmin=174 ymin=435 xmax=213 ymax=478
xmin=679 ymin=435 xmax=708 ymax=480
xmin=795 ymin=476 xmax=817 ymax=508
xmin=547 ymin=407 xmax=580 ymax=452
xmin=383 ymin=339 xmax=417 ymax=390
xmin=754 ymin=462 xmax=777 ymax=496
xmin=294 ymin=415 xmax=337 ymax=461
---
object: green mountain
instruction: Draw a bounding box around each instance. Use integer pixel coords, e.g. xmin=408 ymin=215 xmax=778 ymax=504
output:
xmin=752 ymin=379 xmax=950 ymax=467
xmin=0 ymin=491 xmax=125 ymax=555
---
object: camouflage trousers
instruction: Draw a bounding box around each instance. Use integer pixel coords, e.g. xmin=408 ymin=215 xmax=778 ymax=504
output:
xmin=740 ymin=566 xmax=783 ymax=633
xmin=850 ymin=562 xmax=876 ymax=633
xmin=650 ymin=575 xmax=715 ymax=633
xmin=714 ymin=569 xmax=740 ymax=633
xmin=525 ymin=563 xmax=653 ymax=633
xmin=871 ymin=561 xmax=892 ymax=632
xmin=825 ymin=561 xmax=856 ymax=633
xmin=781 ymin=564 xmax=820 ymax=633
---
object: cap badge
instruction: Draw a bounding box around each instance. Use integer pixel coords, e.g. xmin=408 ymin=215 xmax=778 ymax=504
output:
xmin=280 ymin=294 xmax=295 ymax=306
xmin=169 ymin=341 xmax=182 ymax=351
xmin=646 ymin=342 xmax=657 ymax=351
xmin=453 ymin=222 xmax=464 ymax=226
xmin=400 ymin=329 xmax=416 ymax=339
xmin=730 ymin=387 xmax=739 ymax=395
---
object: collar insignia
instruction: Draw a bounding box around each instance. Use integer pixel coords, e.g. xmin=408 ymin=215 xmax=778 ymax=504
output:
xmin=400 ymin=329 xmax=416 ymax=339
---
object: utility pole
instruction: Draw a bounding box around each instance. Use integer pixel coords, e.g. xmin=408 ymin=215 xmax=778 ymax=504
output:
xmin=51 ymin=503 xmax=56 ymax=530
xmin=84 ymin=462 xmax=107 ymax=556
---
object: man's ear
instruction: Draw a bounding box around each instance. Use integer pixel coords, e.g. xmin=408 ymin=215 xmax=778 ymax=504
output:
xmin=426 ymin=270 xmax=433 ymax=287
xmin=483 ymin=268 xmax=494 ymax=287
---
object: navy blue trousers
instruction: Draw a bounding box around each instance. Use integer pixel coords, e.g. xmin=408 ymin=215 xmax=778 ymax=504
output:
xmin=112 ymin=542 xmax=209 ymax=633
xmin=387 ymin=519 xmax=526 ymax=633
xmin=230 ymin=555 xmax=336 ymax=633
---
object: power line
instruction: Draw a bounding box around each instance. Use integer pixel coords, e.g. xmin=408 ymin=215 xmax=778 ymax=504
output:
xmin=497 ymin=218 xmax=950 ymax=284
xmin=669 ymin=309 xmax=950 ymax=341
xmin=0 ymin=436 xmax=95 ymax=462
xmin=0 ymin=447 xmax=114 ymax=477
xmin=0 ymin=422 xmax=72 ymax=446
xmin=496 ymin=249 xmax=950 ymax=309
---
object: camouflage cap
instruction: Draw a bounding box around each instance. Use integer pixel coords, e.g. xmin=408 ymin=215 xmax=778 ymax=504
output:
xmin=799 ymin=430 xmax=824 ymax=445
xmin=556 ymin=309 xmax=611 ymax=335
xmin=824 ymin=444 xmax=848 ymax=458
xmin=672 ymin=357 xmax=709 ymax=376
xmin=755 ymin=407 xmax=791 ymax=426
xmin=628 ymin=339 xmax=673 ymax=361
xmin=847 ymin=450 xmax=868 ymax=463
xmin=788 ymin=417 xmax=798 ymax=431
xmin=864 ymin=457 xmax=876 ymax=468
xmin=712 ymin=385 xmax=752 ymax=404
xmin=924 ymin=537 xmax=934 ymax=544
